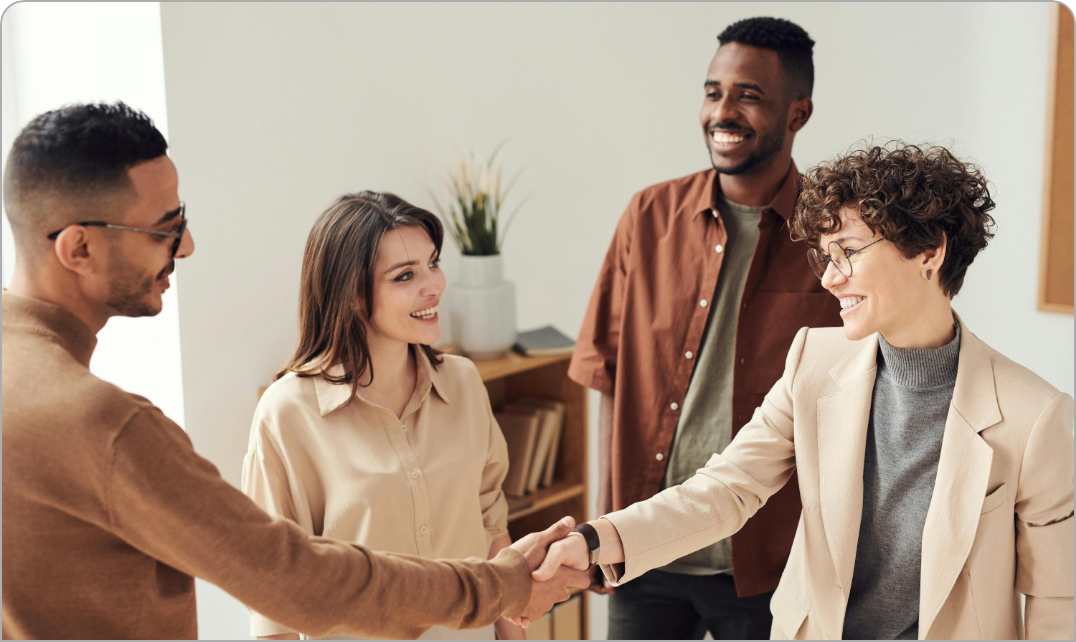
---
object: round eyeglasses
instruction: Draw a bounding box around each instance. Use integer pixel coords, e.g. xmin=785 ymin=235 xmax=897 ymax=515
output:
xmin=46 ymin=202 xmax=187 ymax=259
xmin=807 ymin=238 xmax=883 ymax=280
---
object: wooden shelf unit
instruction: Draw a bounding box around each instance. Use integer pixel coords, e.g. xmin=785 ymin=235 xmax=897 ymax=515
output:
xmin=475 ymin=351 xmax=589 ymax=639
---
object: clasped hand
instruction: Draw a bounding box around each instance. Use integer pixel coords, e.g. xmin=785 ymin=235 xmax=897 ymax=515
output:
xmin=505 ymin=517 xmax=594 ymax=628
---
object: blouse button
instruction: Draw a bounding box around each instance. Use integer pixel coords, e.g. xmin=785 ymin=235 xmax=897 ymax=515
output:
xmin=655 ymin=453 xmax=665 ymax=461
xmin=685 ymin=351 xmax=693 ymax=360
xmin=401 ymin=425 xmax=408 ymax=432
xmin=410 ymin=471 xmax=420 ymax=480
xmin=670 ymin=402 xmax=679 ymax=411
xmin=715 ymin=244 xmax=724 ymax=253
xmin=700 ymin=299 xmax=708 ymax=307
xmin=420 ymin=525 xmax=429 ymax=535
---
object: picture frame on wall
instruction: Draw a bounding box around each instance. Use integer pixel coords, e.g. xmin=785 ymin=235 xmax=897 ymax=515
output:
xmin=1039 ymin=2 xmax=1075 ymax=314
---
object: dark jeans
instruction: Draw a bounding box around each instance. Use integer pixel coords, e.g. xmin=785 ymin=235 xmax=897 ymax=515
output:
xmin=607 ymin=569 xmax=774 ymax=640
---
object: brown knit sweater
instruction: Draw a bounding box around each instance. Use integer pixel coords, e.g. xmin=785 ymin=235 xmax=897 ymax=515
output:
xmin=1 ymin=291 xmax=529 ymax=640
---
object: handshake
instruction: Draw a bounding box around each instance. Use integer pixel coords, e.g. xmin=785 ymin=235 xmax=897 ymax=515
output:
xmin=505 ymin=516 xmax=604 ymax=628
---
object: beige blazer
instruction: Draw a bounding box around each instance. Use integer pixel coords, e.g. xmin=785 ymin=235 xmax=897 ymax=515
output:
xmin=602 ymin=317 xmax=1074 ymax=639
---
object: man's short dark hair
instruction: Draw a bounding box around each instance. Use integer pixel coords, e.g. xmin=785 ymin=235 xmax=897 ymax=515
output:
xmin=718 ymin=17 xmax=815 ymax=99
xmin=3 ymin=102 xmax=168 ymax=236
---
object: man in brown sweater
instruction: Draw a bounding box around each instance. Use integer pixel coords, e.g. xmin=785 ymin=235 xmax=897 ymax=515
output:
xmin=1 ymin=103 xmax=588 ymax=640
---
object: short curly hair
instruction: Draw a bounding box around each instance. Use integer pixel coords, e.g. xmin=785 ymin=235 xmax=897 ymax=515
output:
xmin=791 ymin=141 xmax=996 ymax=297
xmin=718 ymin=17 xmax=815 ymax=98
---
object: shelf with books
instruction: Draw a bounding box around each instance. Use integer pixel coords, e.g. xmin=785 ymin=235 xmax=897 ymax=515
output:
xmin=468 ymin=349 xmax=589 ymax=639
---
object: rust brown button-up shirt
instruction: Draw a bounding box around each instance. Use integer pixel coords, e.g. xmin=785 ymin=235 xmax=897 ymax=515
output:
xmin=569 ymin=163 xmax=843 ymax=597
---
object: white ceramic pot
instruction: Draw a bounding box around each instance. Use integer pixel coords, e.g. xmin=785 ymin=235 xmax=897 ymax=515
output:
xmin=450 ymin=254 xmax=517 ymax=360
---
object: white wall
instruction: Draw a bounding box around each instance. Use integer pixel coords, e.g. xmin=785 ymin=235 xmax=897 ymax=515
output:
xmin=151 ymin=2 xmax=1070 ymax=639
xmin=1 ymin=2 xmax=187 ymax=426
xmin=2 ymin=6 xmax=16 ymax=288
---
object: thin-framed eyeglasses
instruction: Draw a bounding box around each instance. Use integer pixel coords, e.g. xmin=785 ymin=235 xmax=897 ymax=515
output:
xmin=807 ymin=238 xmax=883 ymax=280
xmin=46 ymin=202 xmax=187 ymax=259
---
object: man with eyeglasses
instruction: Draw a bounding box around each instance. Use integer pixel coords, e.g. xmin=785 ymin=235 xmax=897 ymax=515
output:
xmin=2 ymin=102 xmax=587 ymax=639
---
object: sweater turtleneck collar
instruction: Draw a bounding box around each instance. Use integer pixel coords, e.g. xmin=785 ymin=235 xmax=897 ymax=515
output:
xmin=877 ymin=323 xmax=960 ymax=390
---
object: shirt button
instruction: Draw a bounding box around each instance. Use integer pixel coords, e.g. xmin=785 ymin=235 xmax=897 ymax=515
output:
xmin=685 ymin=351 xmax=693 ymax=359
xmin=410 ymin=471 xmax=420 ymax=480
xmin=715 ymin=244 xmax=724 ymax=253
xmin=700 ymin=299 xmax=708 ymax=308
xmin=401 ymin=425 xmax=408 ymax=432
xmin=670 ymin=402 xmax=679 ymax=411
xmin=420 ymin=525 xmax=429 ymax=535
xmin=655 ymin=453 xmax=665 ymax=461
xmin=740 ymin=358 xmax=745 ymax=365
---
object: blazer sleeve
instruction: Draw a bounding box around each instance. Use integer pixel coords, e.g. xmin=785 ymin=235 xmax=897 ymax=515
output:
xmin=1015 ymin=391 xmax=1075 ymax=640
xmin=567 ymin=194 xmax=638 ymax=396
xmin=600 ymin=326 xmax=808 ymax=584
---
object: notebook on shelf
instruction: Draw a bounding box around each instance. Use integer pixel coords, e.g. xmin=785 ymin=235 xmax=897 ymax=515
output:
xmin=513 ymin=326 xmax=575 ymax=357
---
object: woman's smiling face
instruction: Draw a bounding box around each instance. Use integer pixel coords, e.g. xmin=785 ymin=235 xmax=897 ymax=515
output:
xmin=818 ymin=206 xmax=931 ymax=342
xmin=366 ymin=225 xmax=446 ymax=347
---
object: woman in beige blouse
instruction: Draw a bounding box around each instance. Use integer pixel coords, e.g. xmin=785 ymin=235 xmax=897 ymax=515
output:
xmin=243 ymin=192 xmax=525 ymax=640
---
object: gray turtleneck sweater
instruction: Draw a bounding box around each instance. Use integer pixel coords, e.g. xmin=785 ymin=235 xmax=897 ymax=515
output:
xmin=842 ymin=325 xmax=961 ymax=641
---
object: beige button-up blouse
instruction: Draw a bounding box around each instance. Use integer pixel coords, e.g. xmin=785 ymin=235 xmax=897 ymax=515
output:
xmin=242 ymin=349 xmax=510 ymax=638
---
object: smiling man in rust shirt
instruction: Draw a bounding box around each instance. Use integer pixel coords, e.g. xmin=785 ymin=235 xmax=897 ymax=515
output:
xmin=569 ymin=18 xmax=842 ymax=640
xmin=1 ymin=103 xmax=587 ymax=640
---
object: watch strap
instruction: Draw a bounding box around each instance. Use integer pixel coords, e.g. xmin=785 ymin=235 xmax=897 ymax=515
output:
xmin=573 ymin=522 xmax=601 ymax=566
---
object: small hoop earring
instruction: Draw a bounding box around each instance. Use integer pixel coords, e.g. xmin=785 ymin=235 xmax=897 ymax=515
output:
xmin=924 ymin=269 xmax=933 ymax=282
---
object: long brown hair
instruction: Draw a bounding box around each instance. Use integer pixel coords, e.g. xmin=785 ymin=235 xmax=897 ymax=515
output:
xmin=276 ymin=191 xmax=444 ymax=401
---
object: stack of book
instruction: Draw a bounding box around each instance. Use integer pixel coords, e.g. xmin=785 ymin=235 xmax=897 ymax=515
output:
xmin=494 ymin=398 xmax=566 ymax=498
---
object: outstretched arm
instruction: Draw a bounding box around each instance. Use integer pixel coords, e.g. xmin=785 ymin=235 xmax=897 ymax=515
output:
xmin=490 ymin=535 xmax=527 ymax=640
xmin=534 ymin=327 xmax=810 ymax=590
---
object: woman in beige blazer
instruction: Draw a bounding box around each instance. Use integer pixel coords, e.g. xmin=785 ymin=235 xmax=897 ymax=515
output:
xmin=533 ymin=143 xmax=1074 ymax=639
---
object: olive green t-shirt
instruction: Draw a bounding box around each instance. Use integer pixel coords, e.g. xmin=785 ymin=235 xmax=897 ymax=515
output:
xmin=659 ymin=194 xmax=764 ymax=576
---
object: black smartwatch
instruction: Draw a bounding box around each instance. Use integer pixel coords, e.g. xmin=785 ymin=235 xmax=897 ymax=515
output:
xmin=573 ymin=522 xmax=601 ymax=566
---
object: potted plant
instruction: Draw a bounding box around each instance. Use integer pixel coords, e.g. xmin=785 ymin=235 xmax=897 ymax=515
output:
xmin=430 ymin=144 xmax=528 ymax=359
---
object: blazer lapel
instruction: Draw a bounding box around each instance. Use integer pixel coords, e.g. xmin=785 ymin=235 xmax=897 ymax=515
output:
xmin=816 ymin=332 xmax=879 ymax=636
xmin=918 ymin=318 xmax=1002 ymax=639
